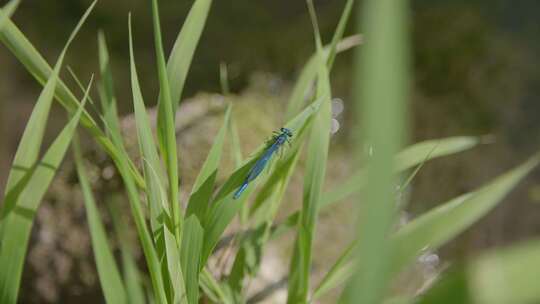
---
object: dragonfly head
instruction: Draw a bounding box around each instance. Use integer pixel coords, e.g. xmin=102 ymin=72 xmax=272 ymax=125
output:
xmin=281 ymin=127 xmax=293 ymax=137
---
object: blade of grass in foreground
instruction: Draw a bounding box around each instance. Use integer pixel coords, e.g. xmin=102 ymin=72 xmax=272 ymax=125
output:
xmin=321 ymin=136 xmax=480 ymax=207
xmin=313 ymin=153 xmax=540 ymax=300
xmin=181 ymin=215 xmax=204 ymax=304
xmin=113 ymin=132 xmax=169 ymax=304
xmin=268 ymin=136 xmax=480 ymax=241
xmin=165 ymin=0 xmax=212 ymax=111
xmin=128 ymin=28 xmax=182 ymax=301
xmin=0 ymin=2 xmax=145 ymax=188
xmin=97 ymin=31 xmax=123 ymax=145
xmin=0 ymin=0 xmax=89 ymax=222
xmin=284 ymin=0 xmax=357 ymax=121
xmin=0 ymin=78 xmax=92 ymax=304
xmin=287 ymin=1 xmax=332 ymax=302
xmin=128 ymin=15 xmax=169 ymax=240
xmin=0 ymin=0 xmax=19 ymax=33
xmin=285 ymin=35 xmax=361 ymax=121
xmin=124 ymin=14 xmax=169 ymax=304
xmin=129 ymin=25 xmax=184 ymax=301
xmin=420 ymin=238 xmax=540 ymax=304
xmin=0 ymin=0 xmax=19 ymax=239
xmin=150 ymin=0 xmax=181 ymax=240
xmin=109 ymin=199 xmax=147 ymax=304
xmin=186 ymin=105 xmax=231 ymax=221
xmin=341 ymin=0 xmax=410 ymax=302
xmin=200 ymin=268 xmax=234 ymax=304
xmin=390 ymin=153 xmax=540 ymax=276
xmin=73 ymin=136 xmax=126 ymax=304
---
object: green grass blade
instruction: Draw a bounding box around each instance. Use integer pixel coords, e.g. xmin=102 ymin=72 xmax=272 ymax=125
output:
xmin=1 ymin=0 xmax=90 ymax=219
xmin=325 ymin=0 xmax=354 ymax=70
xmin=124 ymin=14 xmax=169 ymax=304
xmin=420 ymin=239 xmax=540 ymax=304
xmin=113 ymin=144 xmax=169 ymax=304
xmin=342 ymin=0 xmax=410 ymax=302
xmin=200 ymin=268 xmax=234 ymax=304
xmin=150 ymin=0 xmax=181 ymax=240
xmin=166 ymin=0 xmax=212 ymax=110
xmin=313 ymin=154 xmax=540 ymax=300
xmin=287 ymin=2 xmax=332 ymax=302
xmin=97 ymin=30 xmax=123 ymax=144
xmin=228 ymin=111 xmax=243 ymax=169
xmin=186 ymin=105 xmax=231 ymax=221
xmin=128 ymin=16 xmax=169 ymax=237
xmin=312 ymin=242 xmax=356 ymax=300
xmin=72 ymin=137 xmax=127 ymax=304
xmin=109 ymin=199 xmax=147 ymax=304
xmin=129 ymin=17 xmax=178 ymax=302
xmin=0 ymin=78 xmax=92 ymax=304
xmin=322 ymin=136 xmax=480 ymax=206
xmin=0 ymin=2 xmax=145 ymax=188
xmin=0 ymin=0 xmax=19 ymax=33
xmin=219 ymin=62 xmax=230 ymax=95
xmin=181 ymin=215 xmax=204 ymax=304
xmin=467 ymin=240 xmax=540 ymax=304
xmin=417 ymin=268 xmax=470 ymax=304
xmin=395 ymin=136 xmax=479 ymax=171
xmin=269 ymin=136 xmax=480 ymax=242
xmin=284 ymin=0 xmax=358 ymax=121
xmin=164 ymin=220 xmax=185 ymax=304
xmin=285 ymin=35 xmax=361 ymax=121
xmin=391 ymin=154 xmax=540 ymax=276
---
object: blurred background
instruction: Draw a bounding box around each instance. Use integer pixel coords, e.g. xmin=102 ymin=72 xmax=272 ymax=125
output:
xmin=1 ymin=0 xmax=540 ymax=302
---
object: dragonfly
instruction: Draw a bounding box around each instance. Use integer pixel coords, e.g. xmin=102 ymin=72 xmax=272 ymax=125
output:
xmin=233 ymin=127 xmax=293 ymax=199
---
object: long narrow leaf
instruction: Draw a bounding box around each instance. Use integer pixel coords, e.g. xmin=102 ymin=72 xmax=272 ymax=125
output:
xmin=268 ymin=136 xmax=480 ymax=242
xmin=186 ymin=105 xmax=231 ymax=221
xmin=73 ymin=136 xmax=127 ymax=304
xmin=123 ymin=14 xmax=169 ymax=304
xmin=166 ymin=0 xmax=212 ymax=110
xmin=419 ymin=239 xmax=540 ymax=304
xmin=0 ymin=0 xmax=19 ymax=37
xmin=109 ymin=199 xmax=147 ymax=304
xmin=313 ymin=154 xmax=540 ymax=300
xmin=287 ymin=2 xmax=332 ymax=302
xmin=97 ymin=31 xmax=123 ymax=145
xmin=322 ymin=136 xmax=480 ymax=206
xmin=391 ymin=153 xmax=540 ymax=276
xmin=0 ymin=78 xmax=92 ymax=304
xmin=1 ymin=0 xmax=91 ymax=220
xmin=342 ymin=0 xmax=410 ymax=301
xmin=285 ymin=35 xmax=361 ymax=121
xmin=0 ymin=3 xmax=145 ymax=188
xmin=128 ymin=16 xmax=169 ymax=239
xmin=181 ymin=216 xmax=204 ymax=304
xmin=150 ymin=0 xmax=181 ymax=239
xmin=129 ymin=15 xmax=183 ymax=301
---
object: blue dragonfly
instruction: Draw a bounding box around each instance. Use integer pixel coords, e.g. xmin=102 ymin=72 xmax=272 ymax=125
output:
xmin=233 ymin=127 xmax=293 ymax=199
